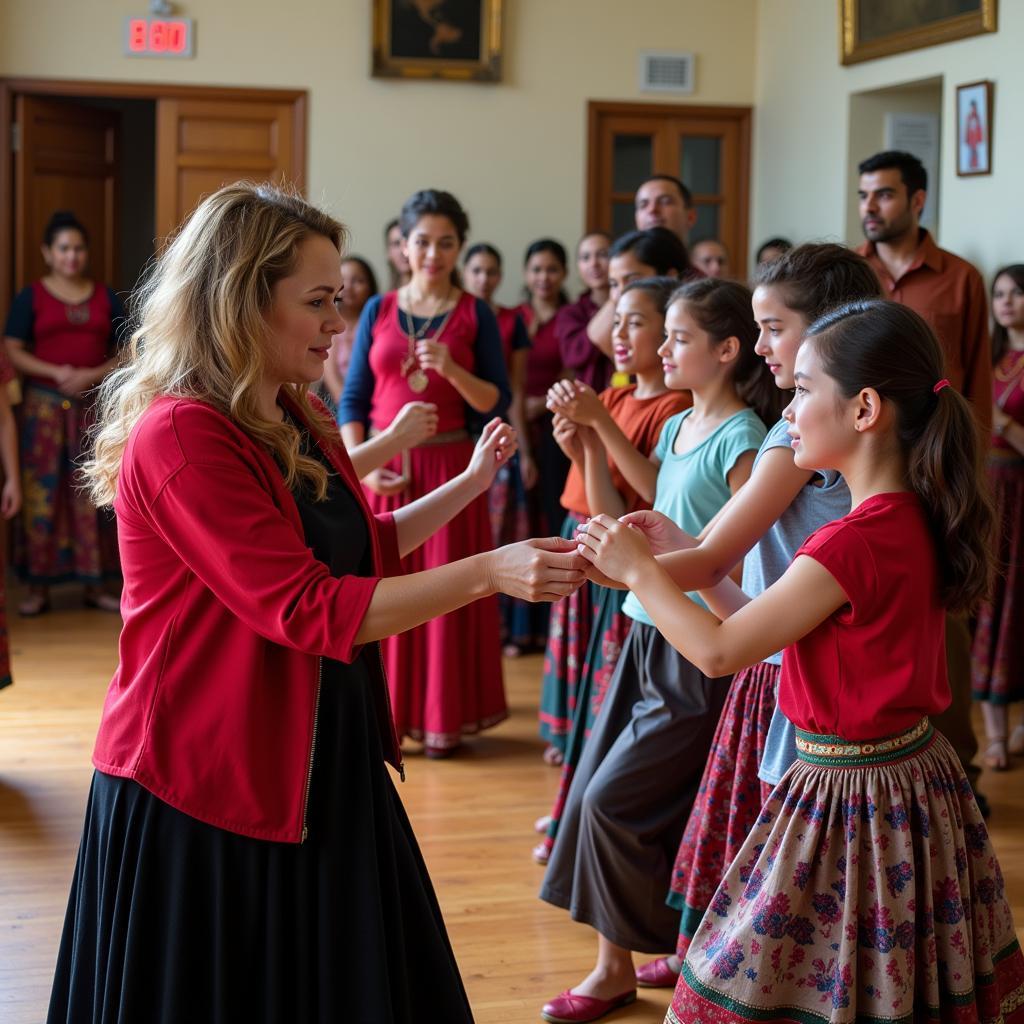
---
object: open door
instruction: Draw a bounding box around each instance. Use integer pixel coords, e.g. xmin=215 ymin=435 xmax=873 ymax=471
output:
xmin=14 ymin=96 xmax=119 ymax=287
xmin=155 ymin=97 xmax=300 ymax=241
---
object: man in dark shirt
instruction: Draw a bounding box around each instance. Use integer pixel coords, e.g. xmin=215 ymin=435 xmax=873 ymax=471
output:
xmin=856 ymin=149 xmax=991 ymax=805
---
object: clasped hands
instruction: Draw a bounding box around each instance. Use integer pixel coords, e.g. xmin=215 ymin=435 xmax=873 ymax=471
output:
xmin=575 ymin=510 xmax=697 ymax=589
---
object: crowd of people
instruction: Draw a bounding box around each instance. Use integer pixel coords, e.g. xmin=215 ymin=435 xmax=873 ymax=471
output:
xmin=5 ymin=149 xmax=1024 ymax=1024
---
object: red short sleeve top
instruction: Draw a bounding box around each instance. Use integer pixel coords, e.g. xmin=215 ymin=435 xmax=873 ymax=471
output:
xmin=779 ymin=492 xmax=950 ymax=741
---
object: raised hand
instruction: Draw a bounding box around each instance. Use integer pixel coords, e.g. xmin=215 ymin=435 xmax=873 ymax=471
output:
xmin=552 ymin=412 xmax=584 ymax=463
xmin=364 ymin=466 xmax=408 ymax=497
xmin=575 ymin=513 xmax=653 ymax=588
xmin=486 ymin=536 xmax=587 ymax=602
xmin=465 ymin=417 xmax=518 ymax=492
xmin=386 ymin=401 xmax=439 ymax=450
xmin=618 ymin=509 xmax=697 ymax=556
xmin=415 ymin=338 xmax=453 ymax=378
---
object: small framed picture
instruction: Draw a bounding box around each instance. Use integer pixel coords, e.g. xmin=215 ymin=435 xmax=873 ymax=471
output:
xmin=372 ymin=0 xmax=503 ymax=82
xmin=956 ymin=80 xmax=994 ymax=177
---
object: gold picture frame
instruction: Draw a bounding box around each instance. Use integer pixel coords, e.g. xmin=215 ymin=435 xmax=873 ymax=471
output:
xmin=840 ymin=0 xmax=997 ymax=66
xmin=372 ymin=0 xmax=503 ymax=82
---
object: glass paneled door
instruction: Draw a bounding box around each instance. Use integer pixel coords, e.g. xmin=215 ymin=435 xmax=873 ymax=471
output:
xmin=587 ymin=102 xmax=751 ymax=278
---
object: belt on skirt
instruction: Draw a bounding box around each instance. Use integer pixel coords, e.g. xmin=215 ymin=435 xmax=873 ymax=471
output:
xmin=794 ymin=717 xmax=933 ymax=768
xmin=368 ymin=427 xmax=470 ymax=448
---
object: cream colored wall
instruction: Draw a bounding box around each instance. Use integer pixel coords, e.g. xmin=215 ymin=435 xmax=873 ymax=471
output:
xmin=752 ymin=0 xmax=1023 ymax=281
xmin=0 ymin=0 xmax=758 ymax=304
xmin=845 ymin=80 xmax=942 ymax=242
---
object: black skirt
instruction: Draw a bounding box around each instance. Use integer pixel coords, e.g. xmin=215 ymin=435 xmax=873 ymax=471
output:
xmin=47 ymin=430 xmax=474 ymax=1024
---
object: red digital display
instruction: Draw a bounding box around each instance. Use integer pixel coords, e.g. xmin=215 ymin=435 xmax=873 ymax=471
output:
xmin=124 ymin=17 xmax=193 ymax=57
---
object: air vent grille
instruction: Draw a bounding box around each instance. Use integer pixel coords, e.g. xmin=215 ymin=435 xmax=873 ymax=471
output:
xmin=639 ymin=51 xmax=695 ymax=94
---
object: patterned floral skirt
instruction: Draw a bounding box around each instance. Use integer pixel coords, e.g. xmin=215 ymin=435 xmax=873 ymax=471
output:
xmin=17 ymin=385 xmax=119 ymax=586
xmin=538 ymin=585 xmax=631 ymax=861
xmin=668 ymin=661 xmax=779 ymax=958
xmin=972 ymin=452 xmax=1024 ymax=705
xmin=667 ymin=720 xmax=1024 ymax=1024
xmin=538 ymin=513 xmax=595 ymax=753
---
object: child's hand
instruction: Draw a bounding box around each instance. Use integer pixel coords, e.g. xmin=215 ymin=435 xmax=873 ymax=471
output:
xmin=552 ymin=412 xmax=584 ymax=463
xmin=619 ymin=510 xmax=697 ymax=556
xmin=466 ymin=418 xmax=518 ymax=492
xmin=575 ymin=513 xmax=654 ymax=588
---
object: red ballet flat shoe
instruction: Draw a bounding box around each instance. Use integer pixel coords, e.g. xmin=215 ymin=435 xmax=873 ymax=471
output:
xmin=635 ymin=956 xmax=680 ymax=987
xmin=540 ymin=988 xmax=636 ymax=1023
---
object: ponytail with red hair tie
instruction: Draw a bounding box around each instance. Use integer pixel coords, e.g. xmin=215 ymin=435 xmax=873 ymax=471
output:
xmin=933 ymin=379 xmax=951 ymax=394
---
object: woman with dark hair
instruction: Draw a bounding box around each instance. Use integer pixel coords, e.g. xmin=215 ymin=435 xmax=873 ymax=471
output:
xmin=508 ymin=238 xmax=571 ymax=659
xmin=339 ymin=189 xmax=511 ymax=757
xmin=321 ymin=256 xmax=378 ymax=410
xmin=973 ymin=263 xmax=1024 ymax=770
xmin=755 ymin=236 xmax=792 ymax=266
xmin=463 ymin=243 xmax=537 ymax=653
xmin=582 ymin=300 xmax=1023 ymax=1024
xmin=3 ymin=210 xmax=124 ymax=616
xmin=385 ymin=217 xmax=411 ymax=291
xmin=555 ymin=232 xmax=613 ymax=392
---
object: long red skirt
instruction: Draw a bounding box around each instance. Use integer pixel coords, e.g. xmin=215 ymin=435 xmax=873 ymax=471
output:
xmin=367 ymin=440 xmax=506 ymax=751
xmin=668 ymin=661 xmax=778 ymax=958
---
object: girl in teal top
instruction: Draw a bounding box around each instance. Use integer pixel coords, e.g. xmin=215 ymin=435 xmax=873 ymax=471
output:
xmin=538 ymin=279 xmax=781 ymax=1023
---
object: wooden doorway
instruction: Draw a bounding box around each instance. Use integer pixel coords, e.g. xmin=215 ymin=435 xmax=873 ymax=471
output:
xmin=0 ymin=79 xmax=307 ymax=313
xmin=587 ymin=100 xmax=752 ymax=278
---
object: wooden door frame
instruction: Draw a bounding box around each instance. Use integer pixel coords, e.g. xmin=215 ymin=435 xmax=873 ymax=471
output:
xmin=586 ymin=99 xmax=753 ymax=263
xmin=0 ymin=77 xmax=308 ymax=314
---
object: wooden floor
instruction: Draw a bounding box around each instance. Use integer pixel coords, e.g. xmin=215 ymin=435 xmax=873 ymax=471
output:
xmin=2 ymin=596 xmax=1023 ymax=1023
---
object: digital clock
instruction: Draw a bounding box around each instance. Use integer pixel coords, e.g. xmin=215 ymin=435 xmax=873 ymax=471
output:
xmin=123 ymin=16 xmax=194 ymax=58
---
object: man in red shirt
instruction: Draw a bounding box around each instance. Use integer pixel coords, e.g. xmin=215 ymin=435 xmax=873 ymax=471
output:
xmin=856 ymin=149 xmax=990 ymax=807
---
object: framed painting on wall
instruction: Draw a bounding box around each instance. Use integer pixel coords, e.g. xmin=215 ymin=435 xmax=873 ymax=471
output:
xmin=839 ymin=0 xmax=997 ymax=65
xmin=956 ymin=79 xmax=993 ymax=176
xmin=372 ymin=0 xmax=503 ymax=82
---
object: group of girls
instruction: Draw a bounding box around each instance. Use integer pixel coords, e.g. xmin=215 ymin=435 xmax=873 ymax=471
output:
xmin=533 ymin=243 xmax=1024 ymax=1024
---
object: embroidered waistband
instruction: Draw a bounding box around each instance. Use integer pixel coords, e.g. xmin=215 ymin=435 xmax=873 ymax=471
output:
xmin=795 ymin=717 xmax=933 ymax=767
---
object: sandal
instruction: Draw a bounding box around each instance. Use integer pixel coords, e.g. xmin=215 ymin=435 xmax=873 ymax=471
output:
xmin=983 ymin=738 xmax=1009 ymax=771
xmin=18 ymin=591 xmax=50 ymax=617
xmin=1009 ymin=724 xmax=1024 ymax=757
xmin=542 ymin=745 xmax=564 ymax=767
xmin=532 ymin=839 xmax=551 ymax=865
xmin=534 ymin=814 xmax=552 ymax=834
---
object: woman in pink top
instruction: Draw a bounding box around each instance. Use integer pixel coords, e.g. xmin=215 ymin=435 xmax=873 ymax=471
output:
xmin=580 ymin=300 xmax=1023 ymax=1024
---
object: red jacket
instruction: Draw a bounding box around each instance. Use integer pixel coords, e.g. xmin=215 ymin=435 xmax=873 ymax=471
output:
xmin=93 ymin=393 xmax=404 ymax=843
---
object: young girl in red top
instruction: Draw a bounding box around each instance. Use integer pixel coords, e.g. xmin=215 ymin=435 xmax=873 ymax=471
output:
xmin=580 ymin=300 xmax=1024 ymax=1023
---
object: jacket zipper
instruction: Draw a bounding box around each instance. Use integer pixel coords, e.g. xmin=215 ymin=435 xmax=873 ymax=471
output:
xmin=377 ymin=643 xmax=405 ymax=782
xmin=300 ymin=657 xmax=324 ymax=843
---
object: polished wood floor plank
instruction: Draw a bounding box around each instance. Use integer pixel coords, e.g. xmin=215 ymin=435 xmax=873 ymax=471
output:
xmin=1 ymin=604 xmax=1022 ymax=1023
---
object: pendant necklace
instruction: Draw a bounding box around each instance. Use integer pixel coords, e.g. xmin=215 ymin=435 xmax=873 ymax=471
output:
xmin=400 ymin=284 xmax=455 ymax=394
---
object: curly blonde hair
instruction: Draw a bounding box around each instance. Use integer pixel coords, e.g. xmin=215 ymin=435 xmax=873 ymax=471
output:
xmin=85 ymin=182 xmax=347 ymax=505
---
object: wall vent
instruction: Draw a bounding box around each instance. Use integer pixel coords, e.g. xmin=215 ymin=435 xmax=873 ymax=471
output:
xmin=639 ymin=51 xmax=695 ymax=94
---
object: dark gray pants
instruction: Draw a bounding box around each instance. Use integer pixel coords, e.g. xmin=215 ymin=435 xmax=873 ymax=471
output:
xmin=539 ymin=621 xmax=729 ymax=953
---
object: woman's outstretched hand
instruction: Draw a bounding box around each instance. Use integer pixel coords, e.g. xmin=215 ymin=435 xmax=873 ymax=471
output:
xmin=575 ymin=514 xmax=653 ymax=589
xmin=486 ymin=537 xmax=586 ymax=602
xmin=618 ymin=509 xmax=697 ymax=556
xmin=465 ymin=418 xmax=518 ymax=493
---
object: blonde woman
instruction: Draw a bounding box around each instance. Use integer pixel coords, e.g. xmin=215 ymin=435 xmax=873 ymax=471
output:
xmin=47 ymin=183 xmax=584 ymax=1023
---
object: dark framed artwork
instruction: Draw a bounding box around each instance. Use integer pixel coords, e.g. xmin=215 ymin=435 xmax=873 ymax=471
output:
xmin=372 ymin=0 xmax=503 ymax=82
xmin=839 ymin=0 xmax=997 ymax=65
xmin=956 ymin=79 xmax=994 ymax=176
